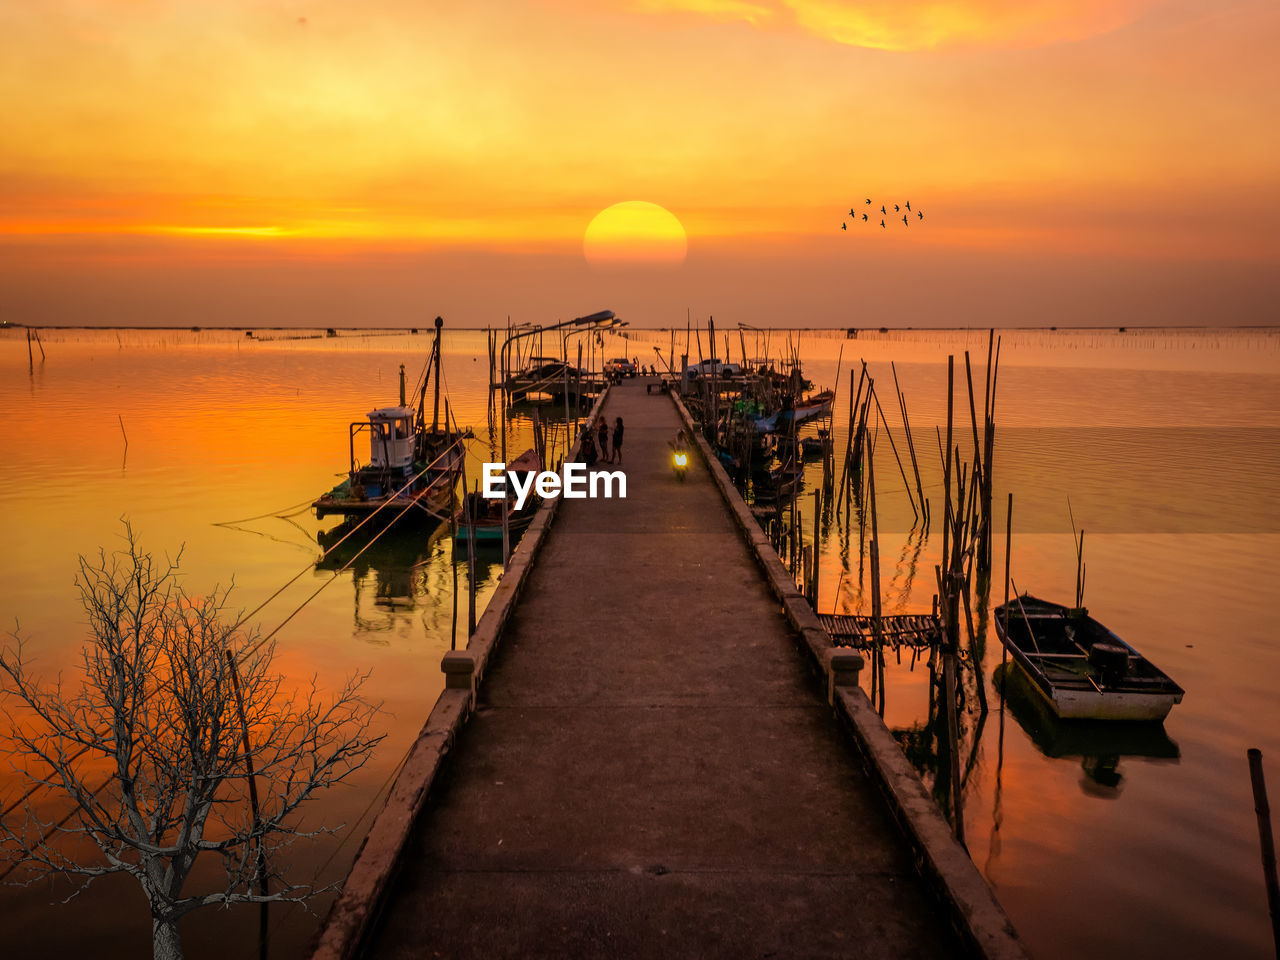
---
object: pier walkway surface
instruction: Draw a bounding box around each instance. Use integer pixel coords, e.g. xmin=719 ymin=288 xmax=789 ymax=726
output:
xmin=367 ymin=379 xmax=965 ymax=958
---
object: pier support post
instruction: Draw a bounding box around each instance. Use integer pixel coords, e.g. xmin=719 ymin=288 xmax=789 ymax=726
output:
xmin=441 ymin=651 xmax=475 ymax=693
xmin=825 ymin=649 xmax=866 ymax=706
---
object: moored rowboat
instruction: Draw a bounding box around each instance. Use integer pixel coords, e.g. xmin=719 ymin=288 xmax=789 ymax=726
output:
xmin=994 ymin=594 xmax=1184 ymax=721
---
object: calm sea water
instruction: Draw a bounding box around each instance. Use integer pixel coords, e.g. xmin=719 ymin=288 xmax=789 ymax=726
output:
xmin=0 ymin=326 xmax=1277 ymax=959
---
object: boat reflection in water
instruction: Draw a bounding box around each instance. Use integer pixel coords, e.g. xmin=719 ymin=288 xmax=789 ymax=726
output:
xmin=994 ymin=662 xmax=1180 ymax=797
xmin=316 ymin=518 xmax=501 ymax=645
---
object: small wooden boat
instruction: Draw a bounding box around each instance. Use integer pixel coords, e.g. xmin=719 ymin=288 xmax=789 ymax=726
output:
xmin=994 ymin=594 xmax=1184 ymax=721
xmin=453 ymin=449 xmax=540 ymax=546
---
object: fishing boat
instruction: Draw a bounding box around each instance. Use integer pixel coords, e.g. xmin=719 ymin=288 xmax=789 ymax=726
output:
xmin=503 ymin=356 xmax=595 ymax=401
xmin=994 ymin=594 xmax=1184 ymax=721
xmin=752 ymin=391 xmax=834 ymax=433
xmin=313 ymin=320 xmax=465 ymax=522
xmin=453 ymin=449 xmax=541 ymax=546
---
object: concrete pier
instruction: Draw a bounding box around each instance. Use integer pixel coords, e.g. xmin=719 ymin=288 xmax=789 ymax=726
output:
xmin=349 ymin=378 xmax=989 ymax=958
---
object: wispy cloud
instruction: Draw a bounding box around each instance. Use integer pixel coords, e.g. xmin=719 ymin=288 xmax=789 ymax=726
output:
xmin=631 ymin=0 xmax=1161 ymax=50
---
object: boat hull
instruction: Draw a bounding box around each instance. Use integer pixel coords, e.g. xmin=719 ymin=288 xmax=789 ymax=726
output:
xmin=453 ymin=510 xmax=535 ymax=543
xmin=314 ymin=482 xmax=452 ymax=521
xmin=995 ymin=594 xmax=1184 ymax=722
xmin=1013 ymin=661 xmax=1181 ymax=721
xmin=314 ymin=458 xmax=458 ymax=521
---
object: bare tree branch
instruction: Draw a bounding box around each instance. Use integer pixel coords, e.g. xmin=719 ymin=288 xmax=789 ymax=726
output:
xmin=0 ymin=523 xmax=384 ymax=960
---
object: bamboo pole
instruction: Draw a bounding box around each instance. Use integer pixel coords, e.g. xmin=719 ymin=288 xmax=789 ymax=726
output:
xmin=869 ymin=385 xmax=918 ymax=519
xmin=225 ymin=650 xmax=269 ymax=914
xmin=941 ymin=355 xmax=965 ymax=844
xmin=1247 ymin=748 xmax=1280 ymax=958
xmin=459 ymin=450 xmax=472 ymax=636
xmin=577 ymin=342 xmax=584 ymax=438
xmin=812 ymin=488 xmax=821 ymax=606
xmin=868 ymin=437 xmax=885 ymax=715
xmin=964 ymin=351 xmax=982 ymax=479
xmin=467 ymin=480 xmax=478 ymax=636
xmin=942 ymin=357 xmax=954 ymax=584
xmin=980 ymin=335 xmax=1001 ymax=573
xmin=891 ymin=361 xmax=927 ymax=527
xmin=501 ymin=481 xmax=511 ymax=569
xmin=943 ymin=637 xmax=964 ymax=843
xmin=837 ymin=366 xmax=861 ymax=511
xmin=1003 ymin=493 xmax=1013 ymax=669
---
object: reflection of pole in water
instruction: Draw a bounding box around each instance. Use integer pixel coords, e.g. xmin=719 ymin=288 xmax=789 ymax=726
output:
xmin=867 ymin=436 xmax=885 ymax=716
xmin=467 ymin=481 xmax=478 ymax=636
xmin=448 ymin=399 xmax=459 ymax=651
xmin=985 ymin=661 xmax=1007 ymax=878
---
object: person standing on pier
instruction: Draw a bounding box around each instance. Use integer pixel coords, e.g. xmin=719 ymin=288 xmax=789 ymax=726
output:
xmin=611 ymin=417 xmax=625 ymax=464
xmin=597 ymin=415 xmax=612 ymax=464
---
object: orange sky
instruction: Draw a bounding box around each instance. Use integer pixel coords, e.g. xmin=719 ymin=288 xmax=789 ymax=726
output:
xmin=1 ymin=0 xmax=1277 ymax=327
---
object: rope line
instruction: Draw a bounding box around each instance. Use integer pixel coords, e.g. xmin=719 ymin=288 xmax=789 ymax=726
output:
xmin=212 ymin=497 xmax=319 ymax=528
xmin=227 ymin=439 xmax=465 ymax=640
xmin=235 ymin=439 xmax=465 ymax=664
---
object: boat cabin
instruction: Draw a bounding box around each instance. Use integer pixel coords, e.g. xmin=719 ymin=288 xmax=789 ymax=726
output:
xmin=365 ymin=406 xmax=416 ymax=471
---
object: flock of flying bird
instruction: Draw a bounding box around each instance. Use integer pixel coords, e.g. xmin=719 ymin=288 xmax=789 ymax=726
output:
xmin=842 ymin=198 xmax=924 ymax=231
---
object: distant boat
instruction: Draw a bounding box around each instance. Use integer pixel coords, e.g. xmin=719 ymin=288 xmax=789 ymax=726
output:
xmin=503 ymin=356 xmax=595 ymax=400
xmin=752 ymin=391 xmax=834 ymax=433
xmin=994 ymin=594 xmax=1184 ymax=721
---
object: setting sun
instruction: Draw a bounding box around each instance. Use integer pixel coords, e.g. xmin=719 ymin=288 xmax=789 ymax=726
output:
xmin=583 ymin=201 xmax=688 ymax=269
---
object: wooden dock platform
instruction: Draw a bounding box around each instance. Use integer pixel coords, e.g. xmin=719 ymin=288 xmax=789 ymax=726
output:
xmin=314 ymin=378 xmax=1027 ymax=960
xmin=819 ymin=612 xmax=943 ymax=652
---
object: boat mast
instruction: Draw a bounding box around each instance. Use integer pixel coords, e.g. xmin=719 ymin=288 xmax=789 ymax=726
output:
xmin=432 ymin=315 xmax=444 ymax=434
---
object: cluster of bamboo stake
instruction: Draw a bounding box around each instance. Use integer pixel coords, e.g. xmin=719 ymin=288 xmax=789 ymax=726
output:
xmin=835 ymin=360 xmax=930 ymax=531
xmin=932 ymin=335 xmax=1002 ymax=845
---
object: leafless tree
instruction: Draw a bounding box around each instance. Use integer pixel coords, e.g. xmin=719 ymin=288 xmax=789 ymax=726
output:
xmin=0 ymin=524 xmax=383 ymax=960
